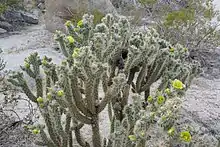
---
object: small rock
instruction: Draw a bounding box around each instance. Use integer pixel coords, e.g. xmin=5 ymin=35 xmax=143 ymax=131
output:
xmin=0 ymin=15 xmax=6 ymax=21
xmin=0 ymin=28 xmax=7 ymax=34
xmin=20 ymin=11 xmax=39 ymax=24
xmin=0 ymin=21 xmax=13 ymax=31
xmin=37 ymin=2 xmax=46 ymax=10
xmin=3 ymin=10 xmax=24 ymax=23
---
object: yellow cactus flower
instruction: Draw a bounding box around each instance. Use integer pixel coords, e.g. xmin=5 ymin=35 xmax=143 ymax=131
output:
xmin=180 ymin=131 xmax=192 ymax=142
xmin=157 ymin=95 xmax=165 ymax=105
xmin=172 ymin=79 xmax=185 ymax=90
xmin=66 ymin=36 xmax=75 ymax=44
xmin=128 ymin=135 xmax=137 ymax=141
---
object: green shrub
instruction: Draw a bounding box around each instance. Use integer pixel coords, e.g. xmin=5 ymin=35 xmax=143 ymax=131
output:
xmin=0 ymin=0 xmax=21 ymax=14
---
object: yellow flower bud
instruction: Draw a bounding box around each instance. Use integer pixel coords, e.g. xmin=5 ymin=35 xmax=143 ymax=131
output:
xmin=147 ymin=95 xmax=153 ymax=103
xmin=37 ymin=97 xmax=44 ymax=103
xmin=66 ymin=36 xmax=75 ymax=44
xmin=165 ymin=88 xmax=171 ymax=95
xmin=42 ymin=59 xmax=47 ymax=66
xmin=157 ymin=95 xmax=165 ymax=105
xmin=72 ymin=48 xmax=80 ymax=58
xmin=180 ymin=131 xmax=192 ymax=142
xmin=32 ymin=129 xmax=40 ymax=134
xmin=65 ymin=21 xmax=72 ymax=27
xmin=57 ymin=90 xmax=64 ymax=97
xmin=168 ymin=127 xmax=175 ymax=136
xmin=169 ymin=47 xmax=174 ymax=52
xmin=128 ymin=135 xmax=137 ymax=141
xmin=24 ymin=62 xmax=30 ymax=68
xmin=47 ymin=93 xmax=52 ymax=100
xmin=77 ymin=20 xmax=83 ymax=27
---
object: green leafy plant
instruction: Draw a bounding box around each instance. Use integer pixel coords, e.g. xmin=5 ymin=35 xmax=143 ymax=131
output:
xmin=146 ymin=0 xmax=220 ymax=66
xmin=0 ymin=0 xmax=21 ymax=14
xmin=8 ymin=13 xmax=199 ymax=147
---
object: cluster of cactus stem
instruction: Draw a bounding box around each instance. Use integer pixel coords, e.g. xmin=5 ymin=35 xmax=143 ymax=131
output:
xmin=0 ymin=49 xmax=5 ymax=72
xmin=0 ymin=49 xmax=6 ymax=81
xmin=8 ymin=13 xmax=200 ymax=147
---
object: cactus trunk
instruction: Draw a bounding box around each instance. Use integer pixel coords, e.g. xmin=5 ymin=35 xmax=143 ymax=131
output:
xmin=92 ymin=115 xmax=101 ymax=147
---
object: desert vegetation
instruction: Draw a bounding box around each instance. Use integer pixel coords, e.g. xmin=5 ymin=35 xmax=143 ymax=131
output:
xmin=0 ymin=0 xmax=220 ymax=147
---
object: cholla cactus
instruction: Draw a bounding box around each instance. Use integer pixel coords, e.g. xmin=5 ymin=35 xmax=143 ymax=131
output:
xmin=8 ymin=13 xmax=199 ymax=147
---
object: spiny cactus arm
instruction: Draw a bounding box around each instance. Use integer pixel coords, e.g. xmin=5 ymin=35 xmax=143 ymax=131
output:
xmin=136 ymin=63 xmax=147 ymax=93
xmin=8 ymin=72 xmax=37 ymax=102
xmin=128 ymin=53 xmax=146 ymax=71
xmin=102 ymin=71 xmax=108 ymax=93
xmin=121 ymin=84 xmax=130 ymax=107
xmin=20 ymin=65 xmax=36 ymax=78
xmin=0 ymin=57 xmax=6 ymax=71
xmin=38 ymin=128 xmax=56 ymax=147
xmin=98 ymin=72 xmax=126 ymax=114
xmin=108 ymin=64 xmax=116 ymax=86
xmin=65 ymin=114 xmax=73 ymax=147
xmin=52 ymin=106 xmax=68 ymax=147
xmin=124 ymin=51 xmax=138 ymax=74
xmin=45 ymin=74 xmax=51 ymax=94
xmin=108 ymin=103 xmax=113 ymax=122
xmin=140 ymin=57 xmax=168 ymax=92
xmin=59 ymin=68 xmax=92 ymax=123
xmin=54 ymin=31 xmax=69 ymax=57
xmin=35 ymin=75 xmax=43 ymax=97
xmin=74 ymin=123 xmax=90 ymax=147
xmin=83 ymin=60 xmax=94 ymax=78
xmin=92 ymin=78 xmax=100 ymax=102
xmin=21 ymin=52 xmax=42 ymax=77
xmin=51 ymin=66 xmax=59 ymax=83
xmin=127 ymin=66 xmax=139 ymax=85
xmin=20 ymin=82 xmax=37 ymax=102
xmin=97 ymin=91 xmax=112 ymax=114
xmin=110 ymin=120 xmax=126 ymax=147
xmin=97 ymin=84 xmax=119 ymax=113
xmin=41 ymin=110 xmax=61 ymax=146
xmin=85 ymin=79 xmax=96 ymax=114
xmin=70 ymin=74 xmax=92 ymax=117
xmin=42 ymin=56 xmax=59 ymax=85
xmin=68 ymin=103 xmax=92 ymax=124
